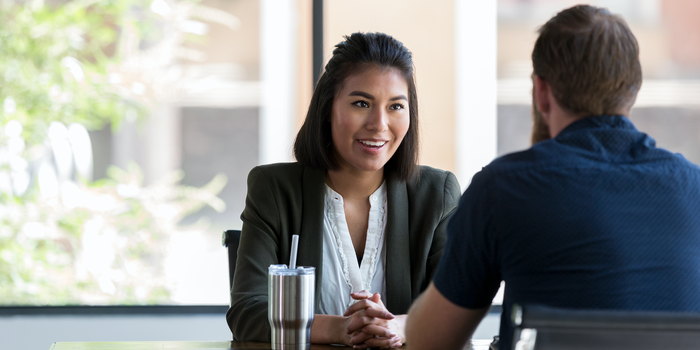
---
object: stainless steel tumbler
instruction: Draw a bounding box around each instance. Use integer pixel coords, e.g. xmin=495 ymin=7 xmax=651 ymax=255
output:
xmin=268 ymin=264 xmax=315 ymax=350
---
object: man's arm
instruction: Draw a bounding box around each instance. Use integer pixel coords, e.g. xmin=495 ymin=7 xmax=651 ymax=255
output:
xmin=406 ymin=282 xmax=489 ymax=350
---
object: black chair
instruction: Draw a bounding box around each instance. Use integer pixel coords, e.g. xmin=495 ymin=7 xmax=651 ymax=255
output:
xmin=221 ymin=229 xmax=241 ymax=291
xmin=511 ymin=304 xmax=700 ymax=350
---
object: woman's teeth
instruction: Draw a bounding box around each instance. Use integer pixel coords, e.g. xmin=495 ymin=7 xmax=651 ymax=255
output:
xmin=360 ymin=140 xmax=386 ymax=147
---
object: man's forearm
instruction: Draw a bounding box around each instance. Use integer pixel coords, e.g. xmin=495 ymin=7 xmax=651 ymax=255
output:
xmin=406 ymin=283 xmax=489 ymax=350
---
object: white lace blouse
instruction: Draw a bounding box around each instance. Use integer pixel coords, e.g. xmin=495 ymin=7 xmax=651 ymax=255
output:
xmin=319 ymin=182 xmax=388 ymax=316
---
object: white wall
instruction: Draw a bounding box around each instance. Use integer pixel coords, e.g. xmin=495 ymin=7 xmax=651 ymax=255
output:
xmin=455 ymin=0 xmax=498 ymax=189
xmin=258 ymin=0 xmax=298 ymax=165
xmin=0 ymin=312 xmax=500 ymax=350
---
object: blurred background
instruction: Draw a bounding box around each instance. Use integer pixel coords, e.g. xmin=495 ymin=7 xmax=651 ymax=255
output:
xmin=1 ymin=0 xmax=699 ymax=308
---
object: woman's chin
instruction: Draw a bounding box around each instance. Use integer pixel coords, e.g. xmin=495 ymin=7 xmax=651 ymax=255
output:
xmin=364 ymin=166 xmax=390 ymax=175
xmin=344 ymin=163 xmax=387 ymax=174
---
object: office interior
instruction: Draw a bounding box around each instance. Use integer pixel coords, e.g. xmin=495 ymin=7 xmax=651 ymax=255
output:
xmin=1 ymin=0 xmax=699 ymax=349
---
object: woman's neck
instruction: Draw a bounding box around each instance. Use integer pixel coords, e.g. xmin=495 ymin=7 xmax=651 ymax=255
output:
xmin=326 ymin=168 xmax=384 ymax=200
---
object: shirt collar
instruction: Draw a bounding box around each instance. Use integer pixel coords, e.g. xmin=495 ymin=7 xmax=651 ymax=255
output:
xmin=556 ymin=115 xmax=637 ymax=139
xmin=555 ymin=115 xmax=637 ymax=138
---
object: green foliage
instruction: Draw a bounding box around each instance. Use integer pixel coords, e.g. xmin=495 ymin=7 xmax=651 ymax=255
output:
xmin=0 ymin=0 xmax=147 ymax=146
xmin=0 ymin=0 xmax=231 ymax=305
xmin=0 ymin=161 xmax=227 ymax=305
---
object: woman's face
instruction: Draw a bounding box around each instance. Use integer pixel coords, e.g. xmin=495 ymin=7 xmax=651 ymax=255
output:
xmin=330 ymin=66 xmax=410 ymax=175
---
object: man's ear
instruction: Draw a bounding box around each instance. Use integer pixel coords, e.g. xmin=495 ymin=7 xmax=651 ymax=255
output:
xmin=534 ymin=75 xmax=551 ymax=122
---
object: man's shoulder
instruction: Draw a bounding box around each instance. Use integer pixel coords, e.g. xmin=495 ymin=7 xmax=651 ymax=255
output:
xmin=655 ymin=150 xmax=700 ymax=171
xmin=485 ymin=137 xmax=700 ymax=175
xmin=482 ymin=145 xmax=552 ymax=176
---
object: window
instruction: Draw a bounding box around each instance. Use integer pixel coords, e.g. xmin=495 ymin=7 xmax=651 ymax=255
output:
xmin=0 ymin=0 xmax=260 ymax=306
xmin=4 ymin=0 xmax=697 ymax=308
xmin=497 ymin=0 xmax=700 ymax=165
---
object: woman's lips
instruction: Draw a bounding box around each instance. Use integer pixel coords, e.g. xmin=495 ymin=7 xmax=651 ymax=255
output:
xmin=357 ymin=139 xmax=387 ymax=154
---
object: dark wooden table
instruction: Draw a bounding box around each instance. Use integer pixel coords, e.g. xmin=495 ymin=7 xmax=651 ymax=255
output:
xmin=50 ymin=340 xmax=494 ymax=349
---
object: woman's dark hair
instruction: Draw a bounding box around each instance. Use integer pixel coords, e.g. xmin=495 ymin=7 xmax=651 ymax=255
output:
xmin=293 ymin=32 xmax=419 ymax=182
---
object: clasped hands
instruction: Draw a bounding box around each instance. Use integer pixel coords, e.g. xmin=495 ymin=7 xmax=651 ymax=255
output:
xmin=342 ymin=290 xmax=405 ymax=349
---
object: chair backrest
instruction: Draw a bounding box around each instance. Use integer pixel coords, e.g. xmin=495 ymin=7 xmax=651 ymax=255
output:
xmin=511 ymin=304 xmax=700 ymax=350
xmin=221 ymin=229 xmax=241 ymax=291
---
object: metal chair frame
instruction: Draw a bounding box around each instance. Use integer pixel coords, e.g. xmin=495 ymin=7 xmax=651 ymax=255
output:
xmin=221 ymin=229 xmax=241 ymax=291
xmin=512 ymin=304 xmax=700 ymax=350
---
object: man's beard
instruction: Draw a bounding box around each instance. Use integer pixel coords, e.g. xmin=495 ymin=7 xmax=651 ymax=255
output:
xmin=531 ymin=82 xmax=551 ymax=145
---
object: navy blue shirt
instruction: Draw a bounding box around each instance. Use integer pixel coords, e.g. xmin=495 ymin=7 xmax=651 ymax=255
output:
xmin=433 ymin=116 xmax=700 ymax=349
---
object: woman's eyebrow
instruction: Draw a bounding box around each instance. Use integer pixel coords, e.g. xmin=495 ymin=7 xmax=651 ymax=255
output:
xmin=348 ymin=91 xmax=374 ymax=99
xmin=348 ymin=91 xmax=408 ymax=101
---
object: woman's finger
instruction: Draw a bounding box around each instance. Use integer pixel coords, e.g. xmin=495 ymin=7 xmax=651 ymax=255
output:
xmin=349 ymin=331 xmax=374 ymax=345
xmin=362 ymin=307 xmax=395 ymax=320
xmin=370 ymin=292 xmax=389 ymax=309
xmin=343 ymin=299 xmax=375 ymax=316
xmin=350 ymin=290 xmax=373 ymax=300
xmin=344 ymin=298 xmax=393 ymax=318
xmin=346 ymin=313 xmax=374 ymax=334
xmin=360 ymin=324 xmax=396 ymax=338
xmin=355 ymin=335 xmax=401 ymax=349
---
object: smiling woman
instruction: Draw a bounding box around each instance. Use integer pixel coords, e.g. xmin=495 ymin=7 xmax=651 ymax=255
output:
xmin=330 ymin=66 xmax=410 ymax=176
xmin=226 ymin=32 xmax=461 ymax=349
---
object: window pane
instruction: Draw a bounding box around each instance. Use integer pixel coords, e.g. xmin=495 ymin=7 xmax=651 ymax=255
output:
xmin=498 ymin=0 xmax=700 ymax=165
xmin=0 ymin=0 xmax=262 ymax=305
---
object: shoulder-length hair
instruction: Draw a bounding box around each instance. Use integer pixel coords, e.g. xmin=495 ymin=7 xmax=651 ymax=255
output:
xmin=293 ymin=32 xmax=419 ymax=182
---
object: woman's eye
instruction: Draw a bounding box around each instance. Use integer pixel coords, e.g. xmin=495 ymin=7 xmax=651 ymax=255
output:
xmin=390 ymin=103 xmax=405 ymax=110
xmin=352 ymin=100 xmax=370 ymax=108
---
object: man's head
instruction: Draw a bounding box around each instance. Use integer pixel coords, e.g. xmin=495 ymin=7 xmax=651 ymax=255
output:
xmin=531 ymin=5 xmax=642 ymax=142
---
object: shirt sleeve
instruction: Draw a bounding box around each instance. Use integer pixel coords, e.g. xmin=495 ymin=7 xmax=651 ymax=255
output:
xmin=432 ymin=167 xmax=502 ymax=309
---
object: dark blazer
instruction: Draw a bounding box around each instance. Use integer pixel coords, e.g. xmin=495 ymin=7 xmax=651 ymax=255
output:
xmin=226 ymin=162 xmax=461 ymax=341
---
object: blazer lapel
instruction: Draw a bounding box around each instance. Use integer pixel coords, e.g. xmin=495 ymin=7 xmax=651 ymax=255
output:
xmin=297 ymin=166 xmax=326 ymax=310
xmin=385 ymin=174 xmax=412 ymax=314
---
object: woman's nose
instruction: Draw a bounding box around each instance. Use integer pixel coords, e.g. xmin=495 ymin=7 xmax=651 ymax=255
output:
xmin=366 ymin=107 xmax=388 ymax=132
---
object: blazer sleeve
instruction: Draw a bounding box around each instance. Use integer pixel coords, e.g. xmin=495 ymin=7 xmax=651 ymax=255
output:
xmin=226 ymin=166 xmax=279 ymax=341
xmin=425 ymin=171 xmax=462 ymax=282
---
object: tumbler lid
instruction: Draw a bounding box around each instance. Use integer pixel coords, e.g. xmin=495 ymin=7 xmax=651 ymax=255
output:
xmin=268 ymin=264 xmax=315 ymax=275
